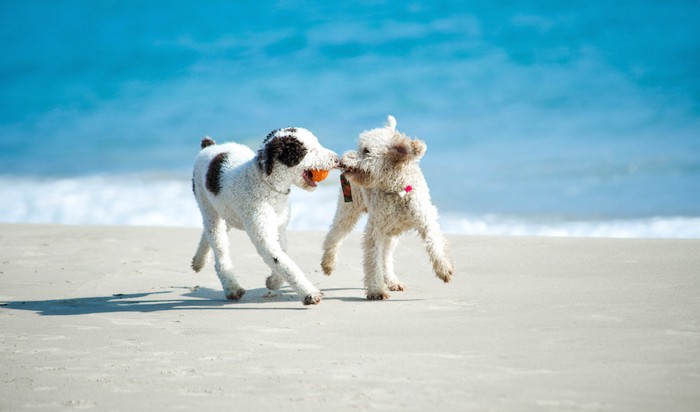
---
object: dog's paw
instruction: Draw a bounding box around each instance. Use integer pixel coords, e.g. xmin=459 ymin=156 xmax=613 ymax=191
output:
xmin=265 ymin=274 xmax=284 ymax=290
xmin=387 ymin=282 xmax=406 ymax=292
xmin=366 ymin=290 xmax=390 ymax=301
xmin=303 ymin=293 xmax=323 ymax=305
xmin=435 ymin=264 xmax=454 ymax=283
xmin=225 ymin=288 xmax=246 ymax=301
xmin=191 ymin=258 xmax=204 ymax=273
xmin=320 ymin=254 xmax=335 ymax=276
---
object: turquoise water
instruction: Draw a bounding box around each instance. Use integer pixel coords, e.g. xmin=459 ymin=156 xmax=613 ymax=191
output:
xmin=1 ymin=1 xmax=699 ymax=236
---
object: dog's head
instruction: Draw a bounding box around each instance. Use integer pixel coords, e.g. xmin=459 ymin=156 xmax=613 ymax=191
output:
xmin=257 ymin=127 xmax=339 ymax=191
xmin=341 ymin=115 xmax=426 ymax=189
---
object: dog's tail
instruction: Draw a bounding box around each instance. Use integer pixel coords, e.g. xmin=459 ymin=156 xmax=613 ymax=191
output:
xmin=200 ymin=136 xmax=216 ymax=149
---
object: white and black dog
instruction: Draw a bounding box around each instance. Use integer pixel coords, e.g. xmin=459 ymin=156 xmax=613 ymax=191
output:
xmin=191 ymin=128 xmax=338 ymax=305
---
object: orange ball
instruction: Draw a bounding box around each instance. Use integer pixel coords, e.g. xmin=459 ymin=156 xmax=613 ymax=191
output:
xmin=309 ymin=169 xmax=330 ymax=182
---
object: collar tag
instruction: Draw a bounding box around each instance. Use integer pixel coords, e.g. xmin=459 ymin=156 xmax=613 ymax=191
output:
xmin=340 ymin=173 xmax=353 ymax=202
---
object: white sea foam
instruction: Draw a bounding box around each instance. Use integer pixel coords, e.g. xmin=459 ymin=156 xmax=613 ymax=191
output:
xmin=1 ymin=175 xmax=698 ymax=239
xmin=439 ymin=214 xmax=700 ymax=239
xmin=0 ymin=174 xmax=344 ymax=230
xmin=0 ymin=175 xmax=202 ymax=227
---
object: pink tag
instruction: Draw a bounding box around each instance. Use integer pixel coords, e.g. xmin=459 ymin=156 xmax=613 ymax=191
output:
xmin=398 ymin=185 xmax=412 ymax=198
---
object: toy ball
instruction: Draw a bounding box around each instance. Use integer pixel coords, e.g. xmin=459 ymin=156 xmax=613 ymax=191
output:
xmin=309 ymin=169 xmax=330 ymax=182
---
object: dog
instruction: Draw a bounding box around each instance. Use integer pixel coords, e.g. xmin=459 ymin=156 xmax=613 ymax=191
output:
xmin=321 ymin=115 xmax=454 ymax=300
xmin=191 ymin=127 xmax=338 ymax=305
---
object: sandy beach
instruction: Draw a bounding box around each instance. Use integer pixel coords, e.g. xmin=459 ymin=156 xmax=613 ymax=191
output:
xmin=1 ymin=223 xmax=698 ymax=411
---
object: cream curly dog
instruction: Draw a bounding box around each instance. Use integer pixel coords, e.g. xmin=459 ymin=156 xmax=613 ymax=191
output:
xmin=322 ymin=115 xmax=454 ymax=300
xmin=191 ymin=128 xmax=338 ymax=305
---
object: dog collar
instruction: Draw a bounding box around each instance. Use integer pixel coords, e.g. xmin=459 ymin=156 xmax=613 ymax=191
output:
xmin=255 ymin=164 xmax=291 ymax=195
xmin=339 ymin=173 xmax=412 ymax=200
xmin=397 ymin=185 xmax=413 ymax=198
xmin=382 ymin=185 xmax=413 ymax=197
xmin=265 ymin=181 xmax=291 ymax=196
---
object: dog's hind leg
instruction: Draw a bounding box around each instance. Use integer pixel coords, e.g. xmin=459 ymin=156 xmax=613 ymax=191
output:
xmin=205 ymin=217 xmax=246 ymax=300
xmin=363 ymin=225 xmax=390 ymax=300
xmin=321 ymin=194 xmax=365 ymax=276
xmin=191 ymin=232 xmax=211 ymax=272
xmin=382 ymin=235 xmax=405 ymax=292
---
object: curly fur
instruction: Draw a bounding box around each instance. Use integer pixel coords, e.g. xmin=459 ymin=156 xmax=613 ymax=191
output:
xmin=191 ymin=128 xmax=338 ymax=305
xmin=322 ymin=115 xmax=454 ymax=300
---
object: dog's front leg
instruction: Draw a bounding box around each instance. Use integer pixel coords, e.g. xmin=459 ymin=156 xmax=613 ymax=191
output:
xmin=417 ymin=217 xmax=454 ymax=283
xmin=321 ymin=195 xmax=365 ymax=276
xmin=363 ymin=224 xmax=390 ymax=300
xmin=246 ymin=218 xmax=322 ymax=305
xmin=265 ymin=227 xmax=286 ymax=291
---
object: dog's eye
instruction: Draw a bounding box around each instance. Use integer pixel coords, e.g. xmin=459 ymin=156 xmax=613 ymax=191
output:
xmin=362 ymin=148 xmax=370 ymax=156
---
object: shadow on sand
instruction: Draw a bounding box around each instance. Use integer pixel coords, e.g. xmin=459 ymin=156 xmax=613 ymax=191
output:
xmin=0 ymin=286 xmax=308 ymax=316
xmin=0 ymin=285 xmax=421 ymax=316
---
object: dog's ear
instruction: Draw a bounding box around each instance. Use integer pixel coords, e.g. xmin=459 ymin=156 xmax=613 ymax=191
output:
xmin=260 ymin=136 xmax=308 ymax=175
xmin=411 ymin=139 xmax=427 ymax=160
xmin=387 ymin=136 xmax=427 ymax=163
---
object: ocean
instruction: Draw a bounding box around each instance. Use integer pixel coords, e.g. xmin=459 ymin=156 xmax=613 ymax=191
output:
xmin=1 ymin=1 xmax=699 ymax=238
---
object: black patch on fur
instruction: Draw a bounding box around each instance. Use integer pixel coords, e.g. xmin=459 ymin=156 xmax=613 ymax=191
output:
xmin=206 ymin=152 xmax=228 ymax=195
xmin=257 ymin=135 xmax=307 ymax=175
xmin=258 ymin=129 xmax=280 ymax=171
xmin=200 ymin=137 xmax=216 ymax=149
xmin=273 ymin=257 xmax=279 ymax=264
xmin=284 ymin=127 xmax=297 ymax=134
